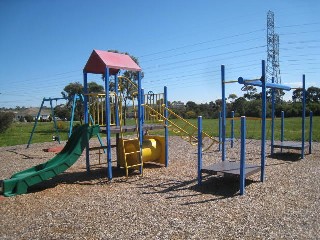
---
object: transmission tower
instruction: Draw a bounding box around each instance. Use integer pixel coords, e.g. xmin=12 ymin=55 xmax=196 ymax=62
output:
xmin=266 ymin=10 xmax=281 ymax=84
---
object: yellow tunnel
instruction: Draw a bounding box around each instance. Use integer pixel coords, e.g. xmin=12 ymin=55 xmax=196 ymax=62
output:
xmin=118 ymin=136 xmax=165 ymax=170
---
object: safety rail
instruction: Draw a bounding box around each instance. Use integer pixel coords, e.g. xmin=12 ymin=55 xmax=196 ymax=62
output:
xmin=85 ymin=93 xmax=117 ymax=127
xmin=143 ymin=104 xmax=220 ymax=151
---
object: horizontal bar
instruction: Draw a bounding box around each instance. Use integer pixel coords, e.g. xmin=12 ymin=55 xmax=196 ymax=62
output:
xmin=223 ymin=80 xmax=238 ymax=84
xmin=238 ymin=77 xmax=291 ymax=91
xmin=43 ymin=97 xmax=68 ymax=101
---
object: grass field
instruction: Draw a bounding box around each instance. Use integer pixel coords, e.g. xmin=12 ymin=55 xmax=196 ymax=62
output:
xmin=0 ymin=116 xmax=319 ymax=147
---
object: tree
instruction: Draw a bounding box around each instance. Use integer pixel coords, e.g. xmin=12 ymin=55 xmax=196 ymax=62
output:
xmin=0 ymin=112 xmax=15 ymax=133
xmin=228 ymin=93 xmax=237 ymax=102
xmin=232 ymin=97 xmax=247 ymax=117
xmin=306 ymin=86 xmax=320 ymax=103
xmin=292 ymin=88 xmax=303 ymax=102
xmin=54 ymin=104 xmax=70 ymax=120
xmin=241 ymin=85 xmax=260 ymax=100
xmin=88 ymin=82 xmax=104 ymax=93
xmin=61 ymin=82 xmax=84 ymax=123
xmin=61 ymin=81 xmax=104 ymax=124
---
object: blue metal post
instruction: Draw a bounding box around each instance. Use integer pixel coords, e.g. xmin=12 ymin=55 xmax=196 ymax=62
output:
xmin=271 ymin=77 xmax=275 ymax=155
xmin=50 ymin=99 xmax=60 ymax=144
xmin=261 ymin=60 xmax=266 ymax=182
xmin=240 ymin=116 xmax=246 ymax=195
xmin=309 ymin=111 xmax=313 ymax=154
xmin=301 ymin=74 xmax=306 ymax=159
xmin=114 ymin=74 xmax=119 ymax=126
xmin=141 ymin=88 xmax=145 ymax=125
xmin=281 ymin=111 xmax=284 ymax=152
xmin=83 ymin=71 xmax=90 ymax=173
xmin=105 ymin=68 xmax=112 ymax=180
xmin=164 ymin=86 xmax=169 ymax=167
xmin=231 ymin=111 xmax=234 ymax=148
xmin=69 ymin=94 xmax=78 ymax=138
xmin=218 ymin=111 xmax=222 ymax=151
xmin=137 ymin=71 xmax=143 ymax=174
xmin=221 ymin=65 xmax=226 ymax=161
xmin=114 ymin=74 xmax=120 ymax=167
xmin=27 ymin=98 xmax=45 ymax=148
xmin=197 ymin=116 xmax=203 ymax=185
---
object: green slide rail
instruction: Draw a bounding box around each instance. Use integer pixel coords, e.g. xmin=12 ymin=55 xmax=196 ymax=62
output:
xmin=1 ymin=124 xmax=100 ymax=197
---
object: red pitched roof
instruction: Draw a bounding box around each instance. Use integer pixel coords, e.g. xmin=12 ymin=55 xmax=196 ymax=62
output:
xmin=84 ymin=50 xmax=141 ymax=75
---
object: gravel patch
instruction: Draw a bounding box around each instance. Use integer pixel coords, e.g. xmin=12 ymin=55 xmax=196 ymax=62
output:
xmin=0 ymin=136 xmax=319 ymax=239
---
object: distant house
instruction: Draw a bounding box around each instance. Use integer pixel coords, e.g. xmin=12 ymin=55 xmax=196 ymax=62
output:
xmin=15 ymin=108 xmax=51 ymax=122
xmin=170 ymin=101 xmax=185 ymax=109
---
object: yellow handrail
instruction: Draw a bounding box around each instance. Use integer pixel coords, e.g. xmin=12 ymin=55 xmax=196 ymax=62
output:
xmin=143 ymin=104 xmax=220 ymax=151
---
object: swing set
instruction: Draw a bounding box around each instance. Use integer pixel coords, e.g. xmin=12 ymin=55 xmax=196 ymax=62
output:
xmin=27 ymin=94 xmax=85 ymax=148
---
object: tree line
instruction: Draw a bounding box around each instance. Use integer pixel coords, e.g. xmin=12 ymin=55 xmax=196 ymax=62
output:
xmin=170 ymin=86 xmax=320 ymax=119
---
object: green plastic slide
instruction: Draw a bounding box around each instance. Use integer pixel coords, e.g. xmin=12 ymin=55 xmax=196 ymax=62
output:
xmin=1 ymin=124 xmax=100 ymax=197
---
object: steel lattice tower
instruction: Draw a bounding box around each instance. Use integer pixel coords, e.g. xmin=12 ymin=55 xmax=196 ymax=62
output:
xmin=266 ymin=10 xmax=281 ymax=84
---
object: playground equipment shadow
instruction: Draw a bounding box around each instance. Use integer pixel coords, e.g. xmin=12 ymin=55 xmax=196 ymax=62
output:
xmin=136 ymin=175 xmax=258 ymax=203
xmin=268 ymin=152 xmax=303 ymax=161
xmin=25 ymin=163 xmax=166 ymax=195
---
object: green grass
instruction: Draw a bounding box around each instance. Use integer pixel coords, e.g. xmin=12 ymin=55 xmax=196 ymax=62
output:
xmin=0 ymin=116 xmax=319 ymax=147
xmin=0 ymin=121 xmax=71 ymax=147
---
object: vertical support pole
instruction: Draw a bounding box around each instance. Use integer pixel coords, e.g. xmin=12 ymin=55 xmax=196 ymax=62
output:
xmin=221 ymin=65 xmax=226 ymax=161
xmin=309 ymin=111 xmax=313 ymax=154
xmin=231 ymin=111 xmax=234 ymax=148
xmin=141 ymin=89 xmax=145 ymax=125
xmin=164 ymin=86 xmax=169 ymax=167
xmin=271 ymin=77 xmax=275 ymax=155
xmin=114 ymin=74 xmax=120 ymax=167
xmin=50 ymin=99 xmax=60 ymax=144
xmin=83 ymin=71 xmax=90 ymax=173
xmin=137 ymin=71 xmax=143 ymax=174
xmin=69 ymin=94 xmax=77 ymax=138
xmin=281 ymin=111 xmax=284 ymax=152
xmin=301 ymin=74 xmax=306 ymax=159
xmin=261 ymin=60 xmax=266 ymax=182
xmin=105 ymin=68 xmax=112 ymax=180
xmin=197 ymin=116 xmax=203 ymax=185
xmin=27 ymin=98 xmax=45 ymax=148
xmin=115 ymin=74 xmax=120 ymax=126
xmin=218 ymin=111 xmax=222 ymax=151
xmin=240 ymin=116 xmax=246 ymax=195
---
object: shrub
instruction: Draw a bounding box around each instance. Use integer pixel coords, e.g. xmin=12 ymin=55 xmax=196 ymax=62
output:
xmin=24 ymin=115 xmax=34 ymax=122
xmin=0 ymin=112 xmax=15 ymax=133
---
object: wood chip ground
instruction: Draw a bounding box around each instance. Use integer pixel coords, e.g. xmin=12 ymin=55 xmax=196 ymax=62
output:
xmin=0 ymin=137 xmax=319 ymax=239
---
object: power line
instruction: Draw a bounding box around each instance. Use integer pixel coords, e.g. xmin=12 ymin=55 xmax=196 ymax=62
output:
xmin=138 ymin=29 xmax=265 ymax=59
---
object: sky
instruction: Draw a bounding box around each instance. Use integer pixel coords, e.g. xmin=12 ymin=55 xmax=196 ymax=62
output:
xmin=0 ymin=0 xmax=319 ymax=108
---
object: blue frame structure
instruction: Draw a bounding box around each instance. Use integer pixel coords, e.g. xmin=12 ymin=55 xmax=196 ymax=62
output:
xmin=27 ymin=96 xmax=69 ymax=148
xmin=237 ymin=60 xmax=313 ymax=180
xmin=197 ymin=115 xmax=249 ymax=195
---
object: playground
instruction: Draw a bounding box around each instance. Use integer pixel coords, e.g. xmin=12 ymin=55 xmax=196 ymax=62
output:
xmin=0 ymin=137 xmax=319 ymax=239
xmin=1 ymin=51 xmax=319 ymax=239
